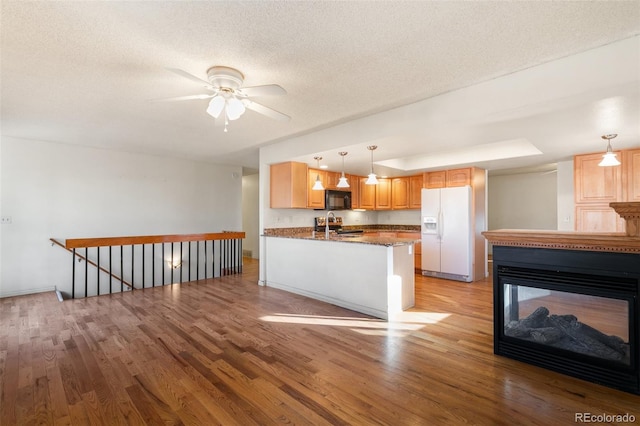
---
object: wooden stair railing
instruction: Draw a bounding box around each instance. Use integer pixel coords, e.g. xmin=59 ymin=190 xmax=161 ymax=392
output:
xmin=51 ymin=232 xmax=245 ymax=299
xmin=50 ymin=238 xmax=133 ymax=289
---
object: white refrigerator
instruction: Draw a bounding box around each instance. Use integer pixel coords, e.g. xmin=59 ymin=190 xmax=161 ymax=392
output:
xmin=421 ymin=186 xmax=473 ymax=282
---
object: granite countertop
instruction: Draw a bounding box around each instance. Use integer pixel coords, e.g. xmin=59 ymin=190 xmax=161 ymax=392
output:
xmin=264 ymin=231 xmax=421 ymax=247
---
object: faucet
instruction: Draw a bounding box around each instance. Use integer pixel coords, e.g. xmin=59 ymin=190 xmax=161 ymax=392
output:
xmin=325 ymin=211 xmax=335 ymax=239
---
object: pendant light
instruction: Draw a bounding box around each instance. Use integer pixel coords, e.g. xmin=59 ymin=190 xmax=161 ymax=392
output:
xmin=365 ymin=145 xmax=379 ymax=185
xmin=598 ymin=134 xmax=621 ymax=167
xmin=336 ymin=152 xmax=350 ymax=188
xmin=312 ymin=156 xmax=325 ymax=190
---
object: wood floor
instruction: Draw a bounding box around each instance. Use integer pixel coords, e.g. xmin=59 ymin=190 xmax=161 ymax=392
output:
xmin=1 ymin=258 xmax=638 ymax=425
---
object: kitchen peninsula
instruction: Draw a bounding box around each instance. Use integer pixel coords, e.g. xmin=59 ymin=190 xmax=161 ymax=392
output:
xmin=263 ymin=230 xmax=419 ymax=320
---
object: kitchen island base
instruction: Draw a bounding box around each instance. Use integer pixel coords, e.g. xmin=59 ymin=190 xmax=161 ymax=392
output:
xmin=264 ymin=236 xmax=415 ymax=320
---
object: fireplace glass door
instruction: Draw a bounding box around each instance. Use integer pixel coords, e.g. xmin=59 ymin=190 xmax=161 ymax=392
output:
xmin=503 ymin=283 xmax=631 ymax=366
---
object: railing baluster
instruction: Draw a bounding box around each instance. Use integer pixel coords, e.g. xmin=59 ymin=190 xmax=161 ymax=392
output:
xmin=120 ymin=245 xmax=124 ymax=292
xmin=152 ymin=244 xmax=155 ymax=287
xmin=197 ymin=241 xmax=200 ymax=280
xmin=72 ymin=248 xmax=76 ymax=299
xmin=131 ymin=244 xmax=134 ymax=290
xmin=97 ymin=247 xmax=101 ymax=296
xmin=188 ymin=242 xmax=191 ymax=282
xmin=109 ymin=246 xmax=112 ymax=294
xmin=171 ymin=242 xmax=174 ymax=284
xmin=162 ymin=243 xmax=165 ymax=285
xmin=142 ymin=245 xmax=145 ymax=289
xmin=180 ymin=242 xmax=183 ymax=283
xmin=85 ymin=248 xmax=88 ymax=297
xmin=204 ymin=240 xmax=208 ymax=279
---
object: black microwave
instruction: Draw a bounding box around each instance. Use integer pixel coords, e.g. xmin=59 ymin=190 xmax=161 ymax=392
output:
xmin=324 ymin=190 xmax=351 ymax=210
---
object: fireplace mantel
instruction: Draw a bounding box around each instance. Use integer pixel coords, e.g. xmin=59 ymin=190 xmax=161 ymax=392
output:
xmin=483 ymin=230 xmax=640 ymax=253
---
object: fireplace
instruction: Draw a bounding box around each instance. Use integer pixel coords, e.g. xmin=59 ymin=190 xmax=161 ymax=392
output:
xmin=484 ymin=234 xmax=640 ymax=395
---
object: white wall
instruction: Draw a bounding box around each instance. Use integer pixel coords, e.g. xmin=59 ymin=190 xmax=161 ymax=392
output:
xmin=556 ymin=160 xmax=575 ymax=231
xmin=488 ymin=171 xmax=557 ymax=231
xmin=242 ymin=174 xmax=260 ymax=259
xmin=0 ymin=137 xmax=242 ymax=298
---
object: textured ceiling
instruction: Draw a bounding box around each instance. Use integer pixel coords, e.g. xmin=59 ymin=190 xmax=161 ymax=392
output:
xmin=2 ymin=1 xmax=640 ymax=175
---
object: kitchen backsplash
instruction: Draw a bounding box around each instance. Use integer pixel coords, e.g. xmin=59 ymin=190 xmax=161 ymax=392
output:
xmin=266 ymin=209 xmax=421 ymax=229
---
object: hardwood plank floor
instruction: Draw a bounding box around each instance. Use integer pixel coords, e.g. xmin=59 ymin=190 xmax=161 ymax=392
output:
xmin=1 ymin=258 xmax=638 ymax=425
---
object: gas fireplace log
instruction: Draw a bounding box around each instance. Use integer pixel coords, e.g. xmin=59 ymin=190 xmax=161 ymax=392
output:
xmin=505 ymin=307 xmax=550 ymax=338
xmin=529 ymin=327 xmax=564 ymax=344
xmin=546 ymin=314 xmax=626 ymax=361
xmin=505 ymin=307 xmax=628 ymax=362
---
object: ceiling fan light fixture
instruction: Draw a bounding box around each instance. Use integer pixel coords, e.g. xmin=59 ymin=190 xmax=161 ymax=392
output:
xmin=206 ymin=95 xmax=225 ymax=118
xmin=336 ymin=152 xmax=350 ymax=188
xmin=598 ymin=134 xmax=621 ymax=167
xmin=365 ymin=145 xmax=379 ymax=185
xmin=226 ymin=96 xmax=246 ymax=121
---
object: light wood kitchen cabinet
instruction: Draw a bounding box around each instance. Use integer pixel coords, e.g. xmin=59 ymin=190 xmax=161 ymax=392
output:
xmin=409 ymin=175 xmax=423 ymax=209
xmin=623 ymin=148 xmax=640 ymax=202
xmin=324 ymin=171 xmax=341 ymax=190
xmin=576 ymin=204 xmax=626 ymax=233
xmin=349 ymin=174 xmax=360 ymax=209
xmin=359 ymin=176 xmax=376 ymax=209
xmin=575 ymin=152 xmax=622 ymax=203
xmin=270 ymin=162 xmax=308 ymax=209
xmin=307 ymin=168 xmax=326 ymax=209
xmin=375 ymin=178 xmax=392 ymax=210
xmin=446 ymin=168 xmax=472 ymax=187
xmin=424 ymin=171 xmax=446 ymax=189
xmin=574 ymin=147 xmax=640 ymax=232
xmin=391 ymin=177 xmax=410 ymax=209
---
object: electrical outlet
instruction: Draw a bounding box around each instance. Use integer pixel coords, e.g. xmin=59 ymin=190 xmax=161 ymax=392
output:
xmin=1 ymin=216 xmax=12 ymax=224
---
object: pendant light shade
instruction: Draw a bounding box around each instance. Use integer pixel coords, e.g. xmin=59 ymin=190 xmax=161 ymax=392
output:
xmin=365 ymin=145 xmax=379 ymax=185
xmin=598 ymin=134 xmax=621 ymax=167
xmin=312 ymin=156 xmax=325 ymax=190
xmin=336 ymin=152 xmax=350 ymax=188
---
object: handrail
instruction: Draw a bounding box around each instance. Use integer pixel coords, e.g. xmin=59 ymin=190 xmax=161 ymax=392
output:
xmin=50 ymin=238 xmax=133 ymax=289
xmin=51 ymin=231 xmax=246 ymax=299
xmin=63 ymin=232 xmax=246 ymax=249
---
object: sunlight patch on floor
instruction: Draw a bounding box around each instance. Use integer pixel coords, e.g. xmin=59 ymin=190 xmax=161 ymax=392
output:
xmin=260 ymin=311 xmax=452 ymax=336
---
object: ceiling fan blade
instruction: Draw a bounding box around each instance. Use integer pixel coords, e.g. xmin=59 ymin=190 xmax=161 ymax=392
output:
xmin=239 ymin=84 xmax=287 ymax=97
xmin=165 ymin=67 xmax=214 ymax=89
xmin=245 ymin=100 xmax=291 ymax=121
xmin=150 ymin=94 xmax=215 ymax=102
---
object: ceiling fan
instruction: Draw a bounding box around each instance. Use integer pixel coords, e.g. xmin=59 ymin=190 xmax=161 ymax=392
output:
xmin=159 ymin=66 xmax=290 ymax=131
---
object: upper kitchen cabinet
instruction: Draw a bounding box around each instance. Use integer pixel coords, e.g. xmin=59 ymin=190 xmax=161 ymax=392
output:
xmin=270 ymin=162 xmax=308 ymax=209
xmin=359 ymin=176 xmax=376 ymax=210
xmin=623 ymin=148 xmax=640 ymax=202
xmin=409 ymin=175 xmax=423 ymax=209
xmin=391 ymin=177 xmax=410 ymax=209
xmin=574 ymin=147 xmax=639 ymax=232
xmin=324 ymin=171 xmax=341 ymax=190
xmin=375 ymin=178 xmax=392 ymax=210
xmin=424 ymin=171 xmax=446 ymax=189
xmin=349 ymin=174 xmax=361 ymax=209
xmin=574 ymin=152 xmax=622 ymax=203
xmin=423 ymin=168 xmax=474 ymax=189
xmin=446 ymin=168 xmax=472 ymax=187
xmin=307 ymin=168 xmax=326 ymax=209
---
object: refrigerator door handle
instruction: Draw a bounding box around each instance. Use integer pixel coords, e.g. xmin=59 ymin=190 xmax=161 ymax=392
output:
xmin=438 ymin=209 xmax=444 ymax=240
